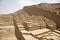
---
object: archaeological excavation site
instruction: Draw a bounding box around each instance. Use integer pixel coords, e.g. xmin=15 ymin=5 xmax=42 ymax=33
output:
xmin=0 ymin=3 xmax=60 ymax=40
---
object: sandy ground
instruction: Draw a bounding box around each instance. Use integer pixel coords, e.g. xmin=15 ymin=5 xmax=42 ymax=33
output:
xmin=0 ymin=26 xmax=17 ymax=40
xmin=0 ymin=25 xmax=60 ymax=40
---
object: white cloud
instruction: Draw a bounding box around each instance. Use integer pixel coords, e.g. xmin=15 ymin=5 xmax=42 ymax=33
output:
xmin=18 ymin=0 xmax=60 ymax=9
xmin=18 ymin=0 xmax=40 ymax=9
xmin=0 ymin=2 xmax=6 ymax=5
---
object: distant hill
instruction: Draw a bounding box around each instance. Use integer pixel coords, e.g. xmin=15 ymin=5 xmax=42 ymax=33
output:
xmin=0 ymin=3 xmax=60 ymax=30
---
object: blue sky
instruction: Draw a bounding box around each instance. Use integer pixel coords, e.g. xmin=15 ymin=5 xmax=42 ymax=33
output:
xmin=0 ymin=0 xmax=60 ymax=14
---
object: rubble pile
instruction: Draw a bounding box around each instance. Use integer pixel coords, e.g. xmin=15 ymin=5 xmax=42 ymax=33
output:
xmin=17 ymin=15 xmax=57 ymax=31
